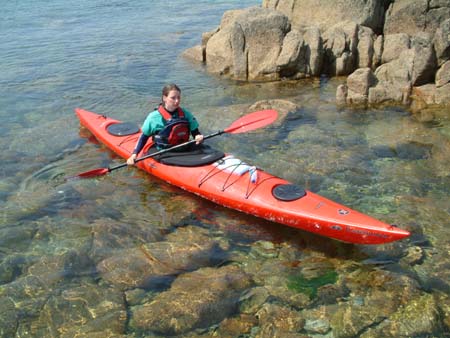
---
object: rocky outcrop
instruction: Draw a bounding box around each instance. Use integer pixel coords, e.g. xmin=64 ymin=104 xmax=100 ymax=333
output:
xmin=336 ymin=67 xmax=378 ymax=105
xmin=434 ymin=17 xmax=450 ymax=66
xmin=183 ymin=0 xmax=450 ymax=110
xmin=322 ymin=21 xmax=359 ymax=76
xmin=204 ymin=7 xmax=291 ymax=81
xmin=436 ymin=60 xmax=450 ymax=86
xmin=384 ymin=0 xmax=450 ymax=35
xmin=339 ymin=29 xmax=447 ymax=107
xmin=262 ymin=0 xmax=389 ymax=34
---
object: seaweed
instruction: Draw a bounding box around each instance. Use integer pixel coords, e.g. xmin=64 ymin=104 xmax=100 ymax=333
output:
xmin=287 ymin=270 xmax=338 ymax=299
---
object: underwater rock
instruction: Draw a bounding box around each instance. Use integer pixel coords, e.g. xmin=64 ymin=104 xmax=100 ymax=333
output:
xmin=395 ymin=141 xmax=432 ymax=160
xmin=1 ymin=275 xmax=51 ymax=316
xmin=90 ymin=217 xmax=163 ymax=262
xmin=97 ymin=226 xmax=229 ymax=290
xmin=0 ymin=253 xmax=34 ymax=284
xmin=301 ymin=306 xmax=332 ymax=334
xmin=436 ymin=291 xmax=450 ymax=331
xmin=130 ymin=265 xmax=252 ymax=335
xmin=0 ymin=297 xmax=18 ymax=338
xmin=0 ymin=224 xmax=37 ymax=255
xmin=244 ymin=243 xmax=344 ymax=308
xmin=27 ymin=249 xmax=94 ymax=286
xmin=26 ymin=282 xmax=127 ymax=337
xmin=329 ymin=268 xmax=424 ymax=336
xmin=214 ymin=313 xmax=258 ymax=337
xmin=401 ymin=245 xmax=425 ymax=265
xmin=255 ymin=303 xmax=305 ymax=337
xmin=360 ymin=293 xmax=440 ymax=337
xmin=249 ymin=240 xmax=279 ymax=258
xmin=239 ymin=286 xmax=270 ymax=314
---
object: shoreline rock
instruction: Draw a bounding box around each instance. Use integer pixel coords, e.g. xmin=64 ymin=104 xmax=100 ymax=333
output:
xmin=183 ymin=1 xmax=450 ymax=112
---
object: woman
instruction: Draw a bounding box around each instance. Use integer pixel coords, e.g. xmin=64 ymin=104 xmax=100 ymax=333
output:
xmin=127 ymin=84 xmax=204 ymax=165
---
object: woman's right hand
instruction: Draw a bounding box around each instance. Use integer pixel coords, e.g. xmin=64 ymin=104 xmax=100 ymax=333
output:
xmin=127 ymin=154 xmax=137 ymax=165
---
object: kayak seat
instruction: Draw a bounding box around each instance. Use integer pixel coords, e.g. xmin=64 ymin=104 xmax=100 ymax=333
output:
xmin=107 ymin=122 xmax=140 ymax=136
xmin=272 ymin=184 xmax=306 ymax=201
xmin=147 ymin=144 xmax=225 ymax=167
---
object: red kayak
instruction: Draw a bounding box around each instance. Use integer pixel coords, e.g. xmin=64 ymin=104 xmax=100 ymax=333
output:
xmin=75 ymin=108 xmax=410 ymax=245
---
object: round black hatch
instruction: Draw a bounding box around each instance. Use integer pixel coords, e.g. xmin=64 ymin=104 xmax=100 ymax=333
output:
xmin=272 ymin=184 xmax=306 ymax=201
xmin=107 ymin=122 xmax=140 ymax=136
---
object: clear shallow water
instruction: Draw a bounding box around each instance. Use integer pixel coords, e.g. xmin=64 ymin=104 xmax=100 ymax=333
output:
xmin=1 ymin=1 xmax=450 ymax=337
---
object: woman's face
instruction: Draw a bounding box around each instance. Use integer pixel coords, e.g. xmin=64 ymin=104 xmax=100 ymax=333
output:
xmin=163 ymin=89 xmax=181 ymax=112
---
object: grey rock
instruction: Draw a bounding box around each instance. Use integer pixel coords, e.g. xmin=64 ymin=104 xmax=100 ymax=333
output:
xmin=434 ymin=18 xmax=450 ymax=66
xmin=436 ymin=60 xmax=450 ymax=87
xmin=384 ymin=0 xmax=450 ymax=35
xmin=323 ymin=21 xmax=359 ymax=76
xmin=263 ymin=0 xmax=387 ymax=34
xmin=130 ymin=265 xmax=252 ymax=335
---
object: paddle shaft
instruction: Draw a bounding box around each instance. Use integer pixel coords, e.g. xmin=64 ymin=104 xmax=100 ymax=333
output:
xmin=107 ymin=130 xmax=224 ymax=172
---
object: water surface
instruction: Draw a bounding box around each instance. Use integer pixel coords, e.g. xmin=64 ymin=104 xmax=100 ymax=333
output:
xmin=1 ymin=1 xmax=449 ymax=337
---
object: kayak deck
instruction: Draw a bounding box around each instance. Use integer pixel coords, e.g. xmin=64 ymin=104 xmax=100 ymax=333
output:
xmin=75 ymin=108 xmax=410 ymax=245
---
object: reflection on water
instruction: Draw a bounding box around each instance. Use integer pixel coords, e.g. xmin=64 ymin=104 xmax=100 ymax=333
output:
xmin=1 ymin=0 xmax=450 ymax=337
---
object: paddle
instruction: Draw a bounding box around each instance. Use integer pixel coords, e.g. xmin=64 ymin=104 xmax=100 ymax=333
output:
xmin=74 ymin=109 xmax=278 ymax=178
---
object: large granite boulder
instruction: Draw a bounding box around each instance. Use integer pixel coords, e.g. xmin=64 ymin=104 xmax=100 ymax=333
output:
xmin=205 ymin=7 xmax=290 ymax=81
xmin=336 ymin=67 xmax=378 ymax=105
xmin=384 ymin=0 xmax=450 ymax=35
xmin=262 ymin=0 xmax=388 ymax=34
xmin=436 ymin=60 xmax=450 ymax=87
xmin=357 ymin=26 xmax=376 ymax=68
xmin=434 ymin=18 xmax=450 ymax=66
xmin=275 ymin=26 xmax=324 ymax=78
xmin=413 ymin=83 xmax=450 ymax=106
xmin=339 ymin=31 xmax=439 ymax=106
xmin=322 ymin=21 xmax=359 ymax=76
xmin=382 ymin=33 xmax=411 ymax=64
xmin=198 ymin=6 xmax=328 ymax=81
xmin=369 ymin=49 xmax=416 ymax=105
xmin=410 ymin=32 xmax=438 ymax=85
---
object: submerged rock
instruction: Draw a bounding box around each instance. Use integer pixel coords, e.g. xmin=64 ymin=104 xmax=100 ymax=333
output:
xmin=325 ymin=268 xmax=427 ymax=337
xmin=301 ymin=306 xmax=332 ymax=335
xmin=130 ymin=265 xmax=252 ymax=335
xmin=27 ymin=249 xmax=95 ymax=286
xmin=90 ymin=217 xmax=163 ymax=263
xmin=214 ymin=313 xmax=258 ymax=337
xmin=97 ymin=226 xmax=229 ymax=290
xmin=239 ymin=286 xmax=270 ymax=314
xmin=361 ymin=294 xmax=440 ymax=337
xmin=0 ymin=297 xmax=18 ymax=338
xmin=22 ymin=282 xmax=127 ymax=337
xmin=255 ymin=303 xmax=305 ymax=337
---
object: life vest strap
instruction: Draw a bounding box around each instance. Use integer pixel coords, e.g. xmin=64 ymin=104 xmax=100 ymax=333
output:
xmin=158 ymin=105 xmax=185 ymax=121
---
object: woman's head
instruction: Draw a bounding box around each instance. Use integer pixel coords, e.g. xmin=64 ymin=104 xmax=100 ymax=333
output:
xmin=162 ymin=84 xmax=181 ymax=112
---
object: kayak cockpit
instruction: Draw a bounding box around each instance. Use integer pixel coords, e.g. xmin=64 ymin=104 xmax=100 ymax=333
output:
xmin=147 ymin=144 xmax=225 ymax=167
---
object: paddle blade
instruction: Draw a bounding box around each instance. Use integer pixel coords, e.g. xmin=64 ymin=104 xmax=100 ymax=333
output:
xmin=74 ymin=167 xmax=110 ymax=178
xmin=224 ymin=109 xmax=278 ymax=134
